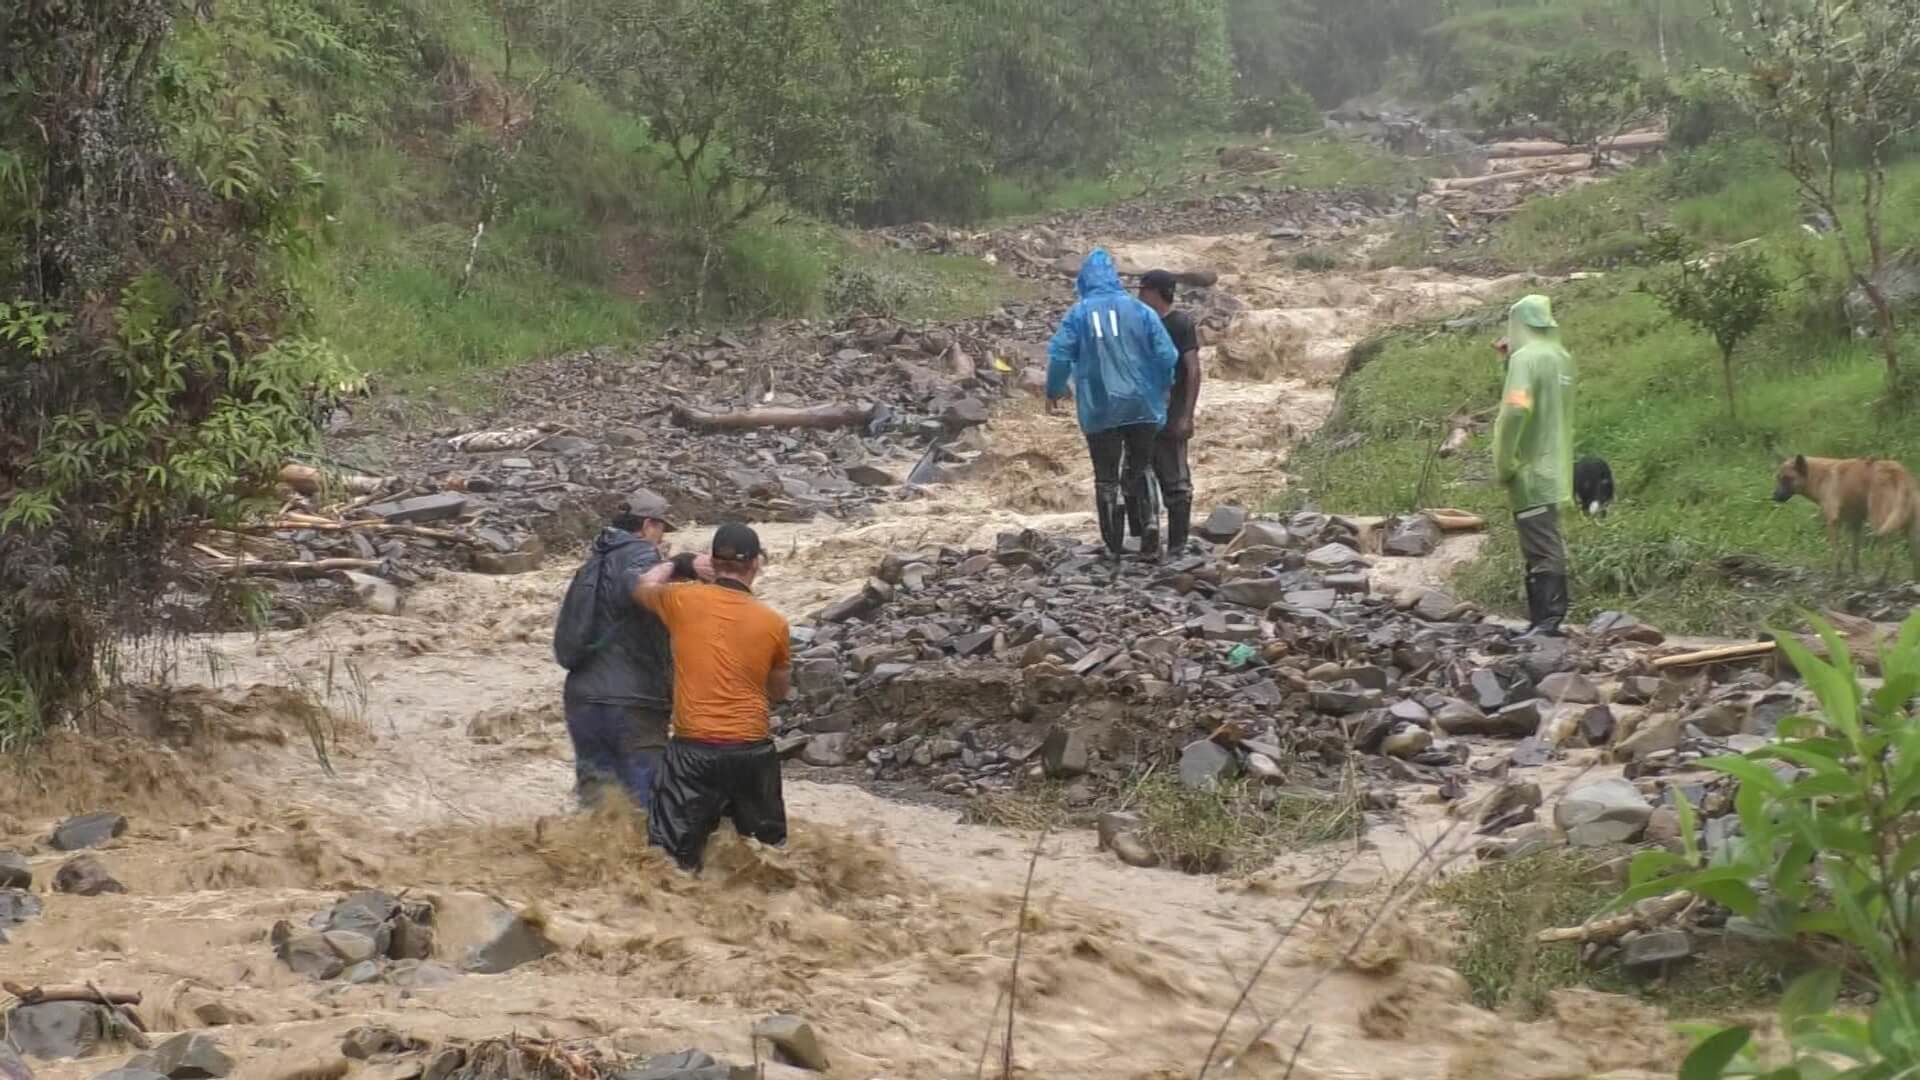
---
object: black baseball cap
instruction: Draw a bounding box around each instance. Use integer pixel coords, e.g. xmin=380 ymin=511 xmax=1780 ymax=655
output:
xmin=711 ymin=522 xmax=763 ymax=563
xmin=1140 ymin=269 xmax=1179 ymax=301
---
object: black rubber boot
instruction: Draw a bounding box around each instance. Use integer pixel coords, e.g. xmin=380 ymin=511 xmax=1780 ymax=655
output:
xmin=1124 ymin=495 xmax=1148 ymax=544
xmin=1130 ymin=479 xmax=1162 ymax=560
xmin=1096 ymin=488 xmax=1126 ymax=556
xmin=1165 ymin=497 xmax=1192 ymax=553
xmin=1515 ymin=573 xmax=1568 ymax=639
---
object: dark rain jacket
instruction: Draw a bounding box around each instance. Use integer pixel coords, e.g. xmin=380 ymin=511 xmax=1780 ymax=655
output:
xmin=561 ymin=529 xmax=673 ymax=710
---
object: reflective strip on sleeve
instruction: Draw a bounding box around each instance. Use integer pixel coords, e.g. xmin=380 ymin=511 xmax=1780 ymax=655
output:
xmin=1504 ymin=388 xmax=1533 ymax=409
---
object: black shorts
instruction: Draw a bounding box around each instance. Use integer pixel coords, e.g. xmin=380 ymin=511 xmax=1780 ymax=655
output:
xmin=647 ymin=738 xmax=787 ymax=870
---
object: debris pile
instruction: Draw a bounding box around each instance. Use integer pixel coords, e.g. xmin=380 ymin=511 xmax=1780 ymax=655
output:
xmin=271 ymin=889 xmax=552 ymax=987
xmin=188 ymin=306 xmax=1061 ymax=626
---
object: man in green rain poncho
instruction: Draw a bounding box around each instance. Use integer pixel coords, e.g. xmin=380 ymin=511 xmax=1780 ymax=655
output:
xmin=1490 ymin=294 xmax=1576 ymax=638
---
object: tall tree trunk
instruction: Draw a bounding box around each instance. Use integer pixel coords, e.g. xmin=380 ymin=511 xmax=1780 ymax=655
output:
xmin=1720 ymin=347 xmax=1738 ymax=421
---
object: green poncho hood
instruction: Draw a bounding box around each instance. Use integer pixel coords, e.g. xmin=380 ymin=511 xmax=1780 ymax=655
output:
xmin=1492 ymin=294 xmax=1575 ymax=511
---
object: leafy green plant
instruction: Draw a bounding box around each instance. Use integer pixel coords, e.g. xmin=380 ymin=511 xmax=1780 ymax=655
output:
xmin=1615 ymin=614 xmax=1920 ymax=1077
xmin=1709 ymin=0 xmax=1920 ymax=385
xmin=1646 ymin=230 xmax=1782 ymax=420
xmin=1482 ymin=49 xmax=1666 ymax=163
xmin=2 ymin=0 xmax=353 ymax=734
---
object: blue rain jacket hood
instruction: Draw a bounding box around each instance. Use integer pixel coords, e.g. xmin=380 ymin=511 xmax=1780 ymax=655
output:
xmin=1046 ymin=249 xmax=1179 ymax=433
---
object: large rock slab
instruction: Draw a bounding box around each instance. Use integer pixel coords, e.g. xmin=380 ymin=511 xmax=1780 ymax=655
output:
xmin=0 ymin=851 xmax=30 ymax=889
xmin=127 ymin=1032 xmax=234 ymax=1078
xmin=50 ymin=811 xmax=126 ymax=852
xmin=1179 ymin=739 xmax=1239 ymax=790
xmin=1555 ymin=779 xmax=1653 ymax=846
xmin=53 ymin=855 xmax=125 ymax=896
xmin=7 ymin=1002 xmax=112 ymax=1060
xmin=752 ymin=1015 xmax=829 ymax=1071
xmin=362 ymin=493 xmax=469 ymax=524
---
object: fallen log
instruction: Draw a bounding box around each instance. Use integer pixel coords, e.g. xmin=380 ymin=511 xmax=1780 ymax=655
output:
xmin=671 ymin=402 xmax=878 ymax=432
xmin=1431 ymin=161 xmax=1591 ymax=192
xmin=212 ymin=558 xmax=384 ymax=579
xmin=242 ymin=515 xmax=469 ymax=543
xmin=3 ymin=982 xmax=141 ymax=1006
xmin=277 ymin=464 xmax=387 ymax=497
xmin=1483 ymin=132 xmax=1667 ymax=159
xmin=1653 ymin=641 xmax=1777 ymax=670
xmin=1536 ymin=891 xmax=1691 ymax=945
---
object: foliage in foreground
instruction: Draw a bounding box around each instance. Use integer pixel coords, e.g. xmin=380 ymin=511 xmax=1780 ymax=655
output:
xmin=1627 ymin=615 xmax=1920 ymax=1077
xmin=0 ymin=2 xmax=351 ymax=740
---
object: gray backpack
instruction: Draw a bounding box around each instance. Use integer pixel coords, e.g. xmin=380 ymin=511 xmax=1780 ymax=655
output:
xmin=552 ymin=552 xmax=612 ymax=670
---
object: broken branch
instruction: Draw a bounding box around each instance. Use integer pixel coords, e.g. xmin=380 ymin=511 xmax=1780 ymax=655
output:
xmin=1653 ymin=641 xmax=1777 ymax=670
xmin=209 ymin=558 xmax=384 ymax=579
xmin=3 ymin=982 xmax=142 ymax=1006
xmin=1536 ymin=891 xmax=1691 ymax=944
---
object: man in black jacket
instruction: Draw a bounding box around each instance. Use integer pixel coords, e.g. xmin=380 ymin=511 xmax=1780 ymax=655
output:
xmin=560 ymin=492 xmax=680 ymax=809
xmin=1137 ymin=270 xmax=1203 ymax=554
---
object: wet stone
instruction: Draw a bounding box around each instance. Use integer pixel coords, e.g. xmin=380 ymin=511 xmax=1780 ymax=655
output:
xmin=1622 ymin=929 xmax=1693 ymax=969
xmin=615 ymin=1050 xmax=746 ymax=1080
xmin=1179 ymin=739 xmax=1239 ymax=790
xmin=50 ymin=811 xmax=127 ymax=852
xmin=1613 ymin=676 xmax=1663 ymax=706
xmin=1412 ymin=589 xmax=1462 ymax=621
xmin=0 ymin=851 xmax=29 ymax=889
xmin=1218 ymin=578 xmax=1290 ymax=609
xmin=1432 ymin=700 xmax=1488 ymax=736
xmin=1685 ymin=702 xmax=1747 ymax=737
xmin=1388 ymin=699 xmax=1431 ymax=727
xmin=1493 ymin=700 xmax=1544 ymax=738
xmin=0 ymin=888 xmax=43 ymax=929
xmin=1281 ymin=589 xmax=1337 ymax=612
xmin=1382 ymin=514 xmax=1441 ymax=557
xmin=362 ymin=493 xmax=469 ymax=524
xmin=1589 ymin=611 xmax=1665 ymax=645
xmin=1199 ymin=506 xmax=1249 ymax=542
xmin=324 ymin=929 xmax=380 ymax=965
xmin=1305 ymin=542 xmax=1364 ymax=571
xmin=127 ymin=1032 xmax=233 ymax=1078
xmin=1310 ymin=683 xmax=1381 ymax=715
xmin=1469 ymin=670 xmax=1507 ymax=711
xmin=1556 ymin=779 xmax=1653 ymax=847
xmin=342 ymin=1025 xmax=422 ymax=1060
xmin=1579 ymin=705 xmax=1617 ymax=746
xmin=1537 ymin=672 xmax=1600 ymax=704
xmin=8 ymin=1002 xmax=111 ymax=1060
xmin=752 ymin=1014 xmax=830 ymax=1072
xmin=277 ymin=925 xmax=345 ymax=980
xmin=53 ymin=854 xmax=125 ymax=896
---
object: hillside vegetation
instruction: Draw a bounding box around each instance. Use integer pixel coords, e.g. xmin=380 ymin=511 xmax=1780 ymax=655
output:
xmin=1290 ymin=138 xmax=1920 ymax=634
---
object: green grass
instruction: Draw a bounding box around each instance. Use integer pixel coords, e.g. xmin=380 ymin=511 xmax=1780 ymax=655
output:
xmin=1299 ymin=143 xmax=1920 ymax=634
xmin=1132 ymin=774 xmax=1363 ymax=875
xmin=1430 ymin=850 xmax=1784 ymax=1019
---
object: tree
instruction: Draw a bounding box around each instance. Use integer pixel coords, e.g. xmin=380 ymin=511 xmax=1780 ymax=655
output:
xmin=1710 ymin=0 xmax=1920 ymax=388
xmin=539 ymin=0 xmax=862 ymax=316
xmin=0 ymin=1 xmax=351 ymax=740
xmin=1483 ymin=50 xmax=1665 ymax=163
xmin=1646 ymin=232 xmax=1781 ymax=420
xmin=958 ymin=0 xmax=1231 ymax=180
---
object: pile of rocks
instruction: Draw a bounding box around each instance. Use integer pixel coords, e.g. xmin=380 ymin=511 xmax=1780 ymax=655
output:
xmin=773 ymin=508 xmax=1819 ymax=864
xmin=271 ymin=889 xmax=550 ymax=987
xmin=191 ymin=305 xmax=1066 ymax=627
xmin=1 ymin=810 xmax=132 ymax=945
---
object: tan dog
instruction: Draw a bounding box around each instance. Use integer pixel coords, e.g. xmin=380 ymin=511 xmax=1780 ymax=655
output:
xmin=1773 ymin=454 xmax=1920 ymax=578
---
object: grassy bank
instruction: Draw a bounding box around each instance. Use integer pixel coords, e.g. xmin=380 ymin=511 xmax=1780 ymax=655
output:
xmin=1292 ymin=141 xmax=1920 ymax=634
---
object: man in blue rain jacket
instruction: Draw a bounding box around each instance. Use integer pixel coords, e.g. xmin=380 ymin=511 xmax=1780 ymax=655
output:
xmin=1046 ymin=249 xmax=1180 ymax=557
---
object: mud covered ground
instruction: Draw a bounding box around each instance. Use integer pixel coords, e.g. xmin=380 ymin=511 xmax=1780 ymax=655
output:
xmin=1 ymin=186 xmax=1696 ymax=1080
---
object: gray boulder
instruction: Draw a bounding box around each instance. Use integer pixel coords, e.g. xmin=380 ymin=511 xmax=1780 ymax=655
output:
xmin=1178 ymin=739 xmax=1239 ymax=790
xmin=50 ymin=811 xmax=126 ymax=852
xmin=127 ymin=1032 xmax=233 ymax=1078
xmin=7 ymin=1002 xmax=112 ymax=1060
xmin=752 ymin=1015 xmax=829 ymax=1071
xmin=1555 ymin=779 xmax=1653 ymax=847
xmin=0 ymin=851 xmax=30 ymax=889
xmin=53 ymin=855 xmax=125 ymax=896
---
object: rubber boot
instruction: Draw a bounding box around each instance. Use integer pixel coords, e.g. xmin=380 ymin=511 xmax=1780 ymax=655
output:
xmin=1124 ymin=494 xmax=1148 ymax=545
xmin=1515 ymin=573 xmax=1568 ymax=639
xmin=1165 ymin=497 xmax=1192 ymax=554
xmin=1095 ymin=487 xmax=1126 ymax=557
xmin=1135 ymin=497 xmax=1161 ymax=559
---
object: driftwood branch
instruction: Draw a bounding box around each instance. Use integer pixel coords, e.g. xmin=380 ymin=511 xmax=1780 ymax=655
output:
xmin=1536 ymin=891 xmax=1691 ymax=944
xmin=1422 ymin=508 xmax=1486 ymax=532
xmin=3 ymin=982 xmax=142 ymax=1006
xmin=671 ymin=402 xmax=878 ymax=432
xmin=1654 ymin=641 xmax=1777 ymax=670
xmin=1432 ymin=161 xmax=1593 ymax=192
xmin=209 ymin=558 xmax=385 ymax=579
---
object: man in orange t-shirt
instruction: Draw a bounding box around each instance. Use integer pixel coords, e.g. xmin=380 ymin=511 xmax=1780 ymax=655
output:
xmin=631 ymin=523 xmax=792 ymax=870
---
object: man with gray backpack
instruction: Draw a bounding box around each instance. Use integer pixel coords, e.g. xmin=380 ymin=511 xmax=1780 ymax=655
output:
xmin=552 ymin=491 xmax=686 ymax=810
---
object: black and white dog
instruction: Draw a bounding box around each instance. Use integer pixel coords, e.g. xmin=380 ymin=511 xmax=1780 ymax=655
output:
xmin=1574 ymin=456 xmax=1615 ymax=518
